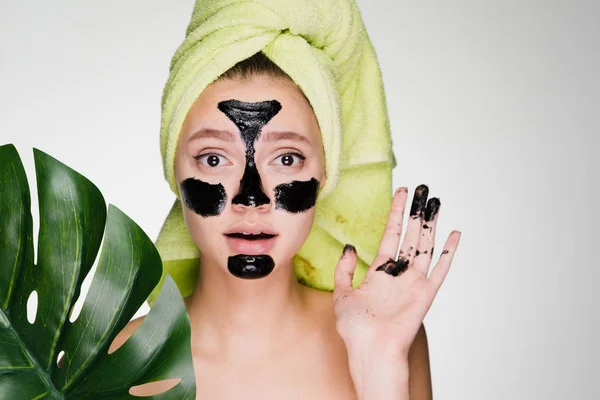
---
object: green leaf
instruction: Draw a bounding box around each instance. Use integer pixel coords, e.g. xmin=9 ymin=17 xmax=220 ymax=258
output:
xmin=0 ymin=144 xmax=196 ymax=399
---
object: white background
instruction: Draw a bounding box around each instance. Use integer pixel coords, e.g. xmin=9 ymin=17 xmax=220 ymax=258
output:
xmin=1 ymin=0 xmax=598 ymax=398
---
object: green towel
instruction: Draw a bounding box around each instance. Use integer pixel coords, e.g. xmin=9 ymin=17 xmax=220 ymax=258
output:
xmin=147 ymin=0 xmax=396 ymax=306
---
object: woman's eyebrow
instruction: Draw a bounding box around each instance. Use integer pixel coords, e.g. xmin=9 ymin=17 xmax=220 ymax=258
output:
xmin=187 ymin=128 xmax=235 ymax=142
xmin=261 ymin=130 xmax=310 ymax=144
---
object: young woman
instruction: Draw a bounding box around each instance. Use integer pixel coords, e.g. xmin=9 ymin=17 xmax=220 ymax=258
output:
xmin=108 ymin=52 xmax=461 ymax=399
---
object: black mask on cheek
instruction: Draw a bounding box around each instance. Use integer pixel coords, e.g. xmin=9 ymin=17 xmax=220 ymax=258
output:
xmin=217 ymin=99 xmax=281 ymax=207
xmin=273 ymin=177 xmax=320 ymax=213
xmin=180 ymin=178 xmax=227 ymax=217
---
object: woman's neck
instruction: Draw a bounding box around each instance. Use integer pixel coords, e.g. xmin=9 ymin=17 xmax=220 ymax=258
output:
xmin=185 ymin=255 xmax=318 ymax=364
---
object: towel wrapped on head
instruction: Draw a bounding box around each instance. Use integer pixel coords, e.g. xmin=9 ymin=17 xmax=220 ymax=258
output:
xmin=147 ymin=0 xmax=396 ymax=306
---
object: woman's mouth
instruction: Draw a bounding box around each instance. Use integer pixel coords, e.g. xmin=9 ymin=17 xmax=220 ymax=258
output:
xmin=224 ymin=232 xmax=278 ymax=255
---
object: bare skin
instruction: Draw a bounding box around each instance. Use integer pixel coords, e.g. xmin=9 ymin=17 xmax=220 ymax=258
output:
xmin=106 ymin=288 xmax=432 ymax=399
xmin=63 ymin=76 xmax=434 ymax=399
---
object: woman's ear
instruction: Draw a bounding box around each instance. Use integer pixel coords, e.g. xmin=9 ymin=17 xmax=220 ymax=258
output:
xmin=319 ymin=170 xmax=327 ymax=190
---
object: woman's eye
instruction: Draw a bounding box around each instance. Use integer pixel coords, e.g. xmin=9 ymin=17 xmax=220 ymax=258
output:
xmin=272 ymin=153 xmax=306 ymax=167
xmin=194 ymin=153 xmax=228 ymax=167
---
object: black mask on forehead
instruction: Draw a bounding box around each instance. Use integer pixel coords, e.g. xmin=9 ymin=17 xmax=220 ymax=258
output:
xmin=218 ymin=99 xmax=320 ymax=214
xmin=217 ymin=99 xmax=281 ymax=207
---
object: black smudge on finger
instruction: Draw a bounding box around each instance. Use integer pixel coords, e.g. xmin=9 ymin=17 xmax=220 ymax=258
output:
xmin=410 ymin=184 xmax=429 ymax=219
xmin=343 ymin=244 xmax=356 ymax=257
xmin=227 ymin=255 xmax=275 ymax=279
xmin=424 ymin=197 xmax=441 ymax=224
xmin=180 ymin=177 xmax=227 ymax=217
xmin=274 ymin=178 xmax=320 ymax=213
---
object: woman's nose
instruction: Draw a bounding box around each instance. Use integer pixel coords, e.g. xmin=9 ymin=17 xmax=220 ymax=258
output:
xmin=231 ymin=163 xmax=271 ymax=208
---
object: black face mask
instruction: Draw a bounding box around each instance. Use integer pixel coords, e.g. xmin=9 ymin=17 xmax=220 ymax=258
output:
xmin=179 ymin=98 xmax=321 ymax=280
xmin=217 ymin=99 xmax=281 ymax=279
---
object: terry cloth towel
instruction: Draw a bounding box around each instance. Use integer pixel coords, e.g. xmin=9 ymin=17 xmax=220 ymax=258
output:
xmin=147 ymin=0 xmax=396 ymax=306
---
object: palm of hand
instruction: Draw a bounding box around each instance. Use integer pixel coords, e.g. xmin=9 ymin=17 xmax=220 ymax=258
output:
xmin=333 ymin=184 xmax=461 ymax=360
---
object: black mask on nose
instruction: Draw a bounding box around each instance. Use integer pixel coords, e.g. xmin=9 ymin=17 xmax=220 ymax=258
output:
xmin=217 ymin=99 xmax=281 ymax=207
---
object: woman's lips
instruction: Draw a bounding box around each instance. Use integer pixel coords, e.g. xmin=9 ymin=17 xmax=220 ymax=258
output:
xmin=224 ymin=233 xmax=277 ymax=255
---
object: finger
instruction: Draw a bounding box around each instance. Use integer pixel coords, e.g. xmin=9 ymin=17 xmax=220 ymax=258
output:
xmin=334 ymin=244 xmax=358 ymax=294
xmin=412 ymin=197 xmax=441 ymax=276
xmin=428 ymin=231 xmax=461 ymax=290
xmin=371 ymin=187 xmax=408 ymax=269
xmin=396 ymin=184 xmax=429 ymax=269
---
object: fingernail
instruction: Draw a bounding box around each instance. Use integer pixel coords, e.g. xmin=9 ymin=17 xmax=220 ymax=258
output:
xmin=343 ymin=244 xmax=356 ymax=256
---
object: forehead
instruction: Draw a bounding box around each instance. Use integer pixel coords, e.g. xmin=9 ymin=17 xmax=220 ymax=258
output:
xmin=180 ymin=76 xmax=321 ymax=144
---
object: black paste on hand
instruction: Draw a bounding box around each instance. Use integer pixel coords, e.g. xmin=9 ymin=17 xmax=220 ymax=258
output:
xmin=228 ymin=254 xmax=275 ymax=279
xmin=410 ymin=184 xmax=429 ymax=220
xmin=180 ymin=177 xmax=227 ymax=217
xmin=423 ymin=197 xmax=441 ymax=228
xmin=274 ymin=177 xmax=320 ymax=213
xmin=218 ymin=99 xmax=281 ymax=207
xmin=375 ymin=257 xmax=410 ymax=277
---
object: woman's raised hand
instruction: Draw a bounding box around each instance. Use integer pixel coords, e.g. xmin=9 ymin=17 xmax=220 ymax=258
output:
xmin=333 ymin=184 xmax=461 ymax=363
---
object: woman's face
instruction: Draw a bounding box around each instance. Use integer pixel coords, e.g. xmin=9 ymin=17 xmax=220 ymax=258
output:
xmin=174 ymin=76 xmax=326 ymax=279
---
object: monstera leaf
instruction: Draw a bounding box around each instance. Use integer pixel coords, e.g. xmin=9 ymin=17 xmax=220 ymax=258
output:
xmin=0 ymin=144 xmax=196 ymax=399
